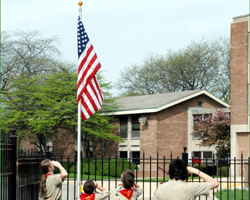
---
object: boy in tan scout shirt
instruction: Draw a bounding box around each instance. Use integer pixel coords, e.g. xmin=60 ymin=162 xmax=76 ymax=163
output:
xmin=115 ymin=174 xmax=143 ymax=200
xmin=78 ymin=180 xmax=111 ymax=200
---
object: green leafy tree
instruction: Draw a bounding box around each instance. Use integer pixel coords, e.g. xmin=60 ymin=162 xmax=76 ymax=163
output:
xmin=192 ymin=110 xmax=230 ymax=158
xmin=116 ymin=37 xmax=230 ymax=102
xmin=1 ymin=68 xmax=121 ymax=154
xmin=1 ymin=30 xmax=121 ymax=156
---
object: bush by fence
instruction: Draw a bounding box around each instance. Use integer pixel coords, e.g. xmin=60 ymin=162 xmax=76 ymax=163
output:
xmin=56 ymin=158 xmax=137 ymax=177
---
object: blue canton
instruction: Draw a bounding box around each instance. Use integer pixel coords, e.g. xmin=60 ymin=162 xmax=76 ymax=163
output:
xmin=77 ymin=16 xmax=90 ymax=58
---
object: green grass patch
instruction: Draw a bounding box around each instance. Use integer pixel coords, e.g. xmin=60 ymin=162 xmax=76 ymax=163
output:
xmin=68 ymin=173 xmax=117 ymax=180
xmin=214 ymin=189 xmax=249 ymax=200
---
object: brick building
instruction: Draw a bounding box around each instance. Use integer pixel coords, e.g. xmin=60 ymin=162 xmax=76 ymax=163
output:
xmin=230 ymin=14 xmax=249 ymax=177
xmin=102 ymin=90 xmax=229 ymax=176
xmin=103 ymin=90 xmax=229 ymax=168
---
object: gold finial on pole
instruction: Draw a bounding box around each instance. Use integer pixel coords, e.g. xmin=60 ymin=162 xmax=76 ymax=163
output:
xmin=78 ymin=1 xmax=83 ymax=8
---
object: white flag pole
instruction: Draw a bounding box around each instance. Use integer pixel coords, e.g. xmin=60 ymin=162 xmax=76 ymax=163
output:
xmin=77 ymin=2 xmax=83 ymax=198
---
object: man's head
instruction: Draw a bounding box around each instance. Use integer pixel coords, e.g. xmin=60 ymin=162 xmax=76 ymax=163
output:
xmin=122 ymin=174 xmax=134 ymax=189
xmin=169 ymin=159 xmax=188 ymax=181
xmin=84 ymin=180 xmax=95 ymax=194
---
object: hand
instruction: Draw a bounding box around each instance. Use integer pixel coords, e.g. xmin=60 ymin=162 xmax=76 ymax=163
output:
xmin=51 ymin=161 xmax=61 ymax=168
xmin=93 ymin=181 xmax=98 ymax=187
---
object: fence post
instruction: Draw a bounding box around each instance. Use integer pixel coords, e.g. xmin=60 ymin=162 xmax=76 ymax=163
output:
xmin=182 ymin=147 xmax=188 ymax=165
xmin=10 ymin=128 xmax=18 ymax=200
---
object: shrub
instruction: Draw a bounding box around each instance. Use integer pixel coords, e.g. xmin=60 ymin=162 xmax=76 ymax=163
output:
xmin=191 ymin=164 xmax=217 ymax=176
xmin=54 ymin=161 xmax=75 ymax=174
xmin=69 ymin=158 xmax=137 ymax=177
xmin=218 ymin=166 xmax=230 ymax=177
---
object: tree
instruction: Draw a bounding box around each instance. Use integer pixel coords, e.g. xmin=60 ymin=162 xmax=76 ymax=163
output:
xmin=1 ymin=30 xmax=61 ymax=92
xmin=1 ymin=68 xmax=121 ymax=154
xmin=192 ymin=110 xmax=230 ymax=158
xmin=116 ymin=37 xmax=230 ymax=102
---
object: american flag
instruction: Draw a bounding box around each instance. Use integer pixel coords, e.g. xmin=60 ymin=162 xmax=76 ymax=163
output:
xmin=77 ymin=16 xmax=104 ymax=120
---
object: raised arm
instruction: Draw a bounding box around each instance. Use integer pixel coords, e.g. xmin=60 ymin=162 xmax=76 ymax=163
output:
xmin=51 ymin=161 xmax=68 ymax=181
xmin=94 ymin=181 xmax=111 ymax=200
xmin=94 ymin=181 xmax=106 ymax=192
xmin=187 ymin=166 xmax=219 ymax=189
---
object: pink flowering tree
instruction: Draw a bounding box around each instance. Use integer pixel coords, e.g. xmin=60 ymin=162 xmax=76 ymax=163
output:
xmin=192 ymin=109 xmax=230 ymax=158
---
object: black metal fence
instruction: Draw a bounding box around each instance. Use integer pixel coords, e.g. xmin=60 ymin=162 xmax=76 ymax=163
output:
xmin=52 ymin=150 xmax=249 ymax=200
xmin=1 ymin=137 xmax=249 ymax=200
xmin=1 ymin=136 xmax=16 ymax=200
xmin=1 ymin=134 xmax=47 ymax=200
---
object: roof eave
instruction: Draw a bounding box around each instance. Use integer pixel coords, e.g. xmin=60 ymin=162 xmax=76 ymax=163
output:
xmin=100 ymin=90 xmax=230 ymax=116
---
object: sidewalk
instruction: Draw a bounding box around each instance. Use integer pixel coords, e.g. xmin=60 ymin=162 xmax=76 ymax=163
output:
xmin=62 ymin=177 xmax=244 ymax=200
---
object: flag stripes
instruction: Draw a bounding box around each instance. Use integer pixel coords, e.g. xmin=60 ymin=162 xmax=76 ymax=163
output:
xmin=77 ymin=16 xmax=104 ymax=120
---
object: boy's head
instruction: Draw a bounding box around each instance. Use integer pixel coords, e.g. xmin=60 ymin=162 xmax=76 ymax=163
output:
xmin=83 ymin=180 xmax=95 ymax=194
xmin=121 ymin=169 xmax=135 ymax=179
xmin=122 ymin=174 xmax=134 ymax=189
xmin=169 ymin=159 xmax=188 ymax=181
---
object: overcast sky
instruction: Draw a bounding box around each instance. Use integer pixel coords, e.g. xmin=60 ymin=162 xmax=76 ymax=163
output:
xmin=2 ymin=0 xmax=249 ymax=96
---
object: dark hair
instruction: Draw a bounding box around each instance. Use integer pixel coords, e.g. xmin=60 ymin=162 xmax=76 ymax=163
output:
xmin=122 ymin=169 xmax=135 ymax=179
xmin=122 ymin=174 xmax=134 ymax=189
xmin=40 ymin=159 xmax=51 ymax=196
xmin=169 ymin=159 xmax=188 ymax=181
xmin=84 ymin=180 xmax=95 ymax=194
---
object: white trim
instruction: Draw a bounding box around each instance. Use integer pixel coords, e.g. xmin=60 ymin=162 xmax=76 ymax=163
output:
xmin=101 ymin=90 xmax=230 ymax=116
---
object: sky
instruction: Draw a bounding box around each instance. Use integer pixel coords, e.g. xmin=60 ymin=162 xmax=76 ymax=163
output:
xmin=1 ymin=0 xmax=249 ymax=96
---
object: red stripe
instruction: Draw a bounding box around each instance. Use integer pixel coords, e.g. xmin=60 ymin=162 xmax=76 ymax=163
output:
xmin=81 ymin=110 xmax=87 ymax=121
xmin=93 ymin=77 xmax=104 ymax=102
xmin=80 ymin=96 xmax=92 ymax=119
xmin=77 ymin=45 xmax=94 ymax=77
xmin=77 ymin=45 xmax=96 ymax=99
xmin=77 ymin=62 xmax=101 ymax=105
xmin=85 ymin=86 xmax=98 ymax=111
xmin=88 ymin=79 xmax=102 ymax=107
xmin=77 ymin=46 xmax=98 ymax=92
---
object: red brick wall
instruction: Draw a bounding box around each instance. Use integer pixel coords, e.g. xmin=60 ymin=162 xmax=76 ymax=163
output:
xmin=140 ymin=113 xmax=158 ymax=159
xmin=53 ymin=132 xmax=75 ymax=159
xmin=137 ymin=94 xmax=227 ymax=176
xmin=20 ymin=137 xmax=37 ymax=150
xmin=231 ymin=20 xmax=249 ymax=125
xmin=238 ymin=132 xmax=249 ymax=189
xmin=238 ymin=132 xmax=249 ymax=159
xmin=93 ymin=117 xmax=119 ymax=158
xmin=152 ymin=94 xmax=226 ymax=159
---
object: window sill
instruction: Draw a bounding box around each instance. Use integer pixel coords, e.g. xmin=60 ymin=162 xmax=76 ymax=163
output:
xmin=131 ymin=137 xmax=140 ymax=140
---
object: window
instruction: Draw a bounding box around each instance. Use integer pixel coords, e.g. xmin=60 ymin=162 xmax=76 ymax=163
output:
xmin=193 ymin=151 xmax=201 ymax=158
xmin=132 ymin=151 xmax=140 ymax=165
xmin=131 ymin=115 xmax=140 ymax=138
xmin=193 ymin=114 xmax=202 ymax=121
xmin=193 ymin=114 xmax=212 ymax=139
xmin=198 ymin=101 xmax=202 ymax=107
xmin=203 ymin=151 xmax=212 ymax=158
xmin=204 ymin=113 xmax=212 ymax=119
xmin=120 ymin=116 xmax=128 ymax=139
xmin=193 ymin=115 xmax=202 ymax=139
xmin=120 ymin=151 xmax=127 ymax=158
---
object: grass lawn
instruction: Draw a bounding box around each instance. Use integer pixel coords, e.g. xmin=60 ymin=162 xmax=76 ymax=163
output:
xmin=214 ymin=189 xmax=249 ymax=200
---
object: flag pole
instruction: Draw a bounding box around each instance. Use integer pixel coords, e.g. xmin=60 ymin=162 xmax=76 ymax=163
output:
xmin=77 ymin=1 xmax=83 ymax=198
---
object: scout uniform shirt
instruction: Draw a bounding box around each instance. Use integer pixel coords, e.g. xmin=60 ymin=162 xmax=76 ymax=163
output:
xmin=39 ymin=174 xmax=62 ymax=200
xmin=115 ymin=185 xmax=143 ymax=200
xmin=78 ymin=190 xmax=111 ymax=200
xmin=152 ymin=179 xmax=211 ymax=200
